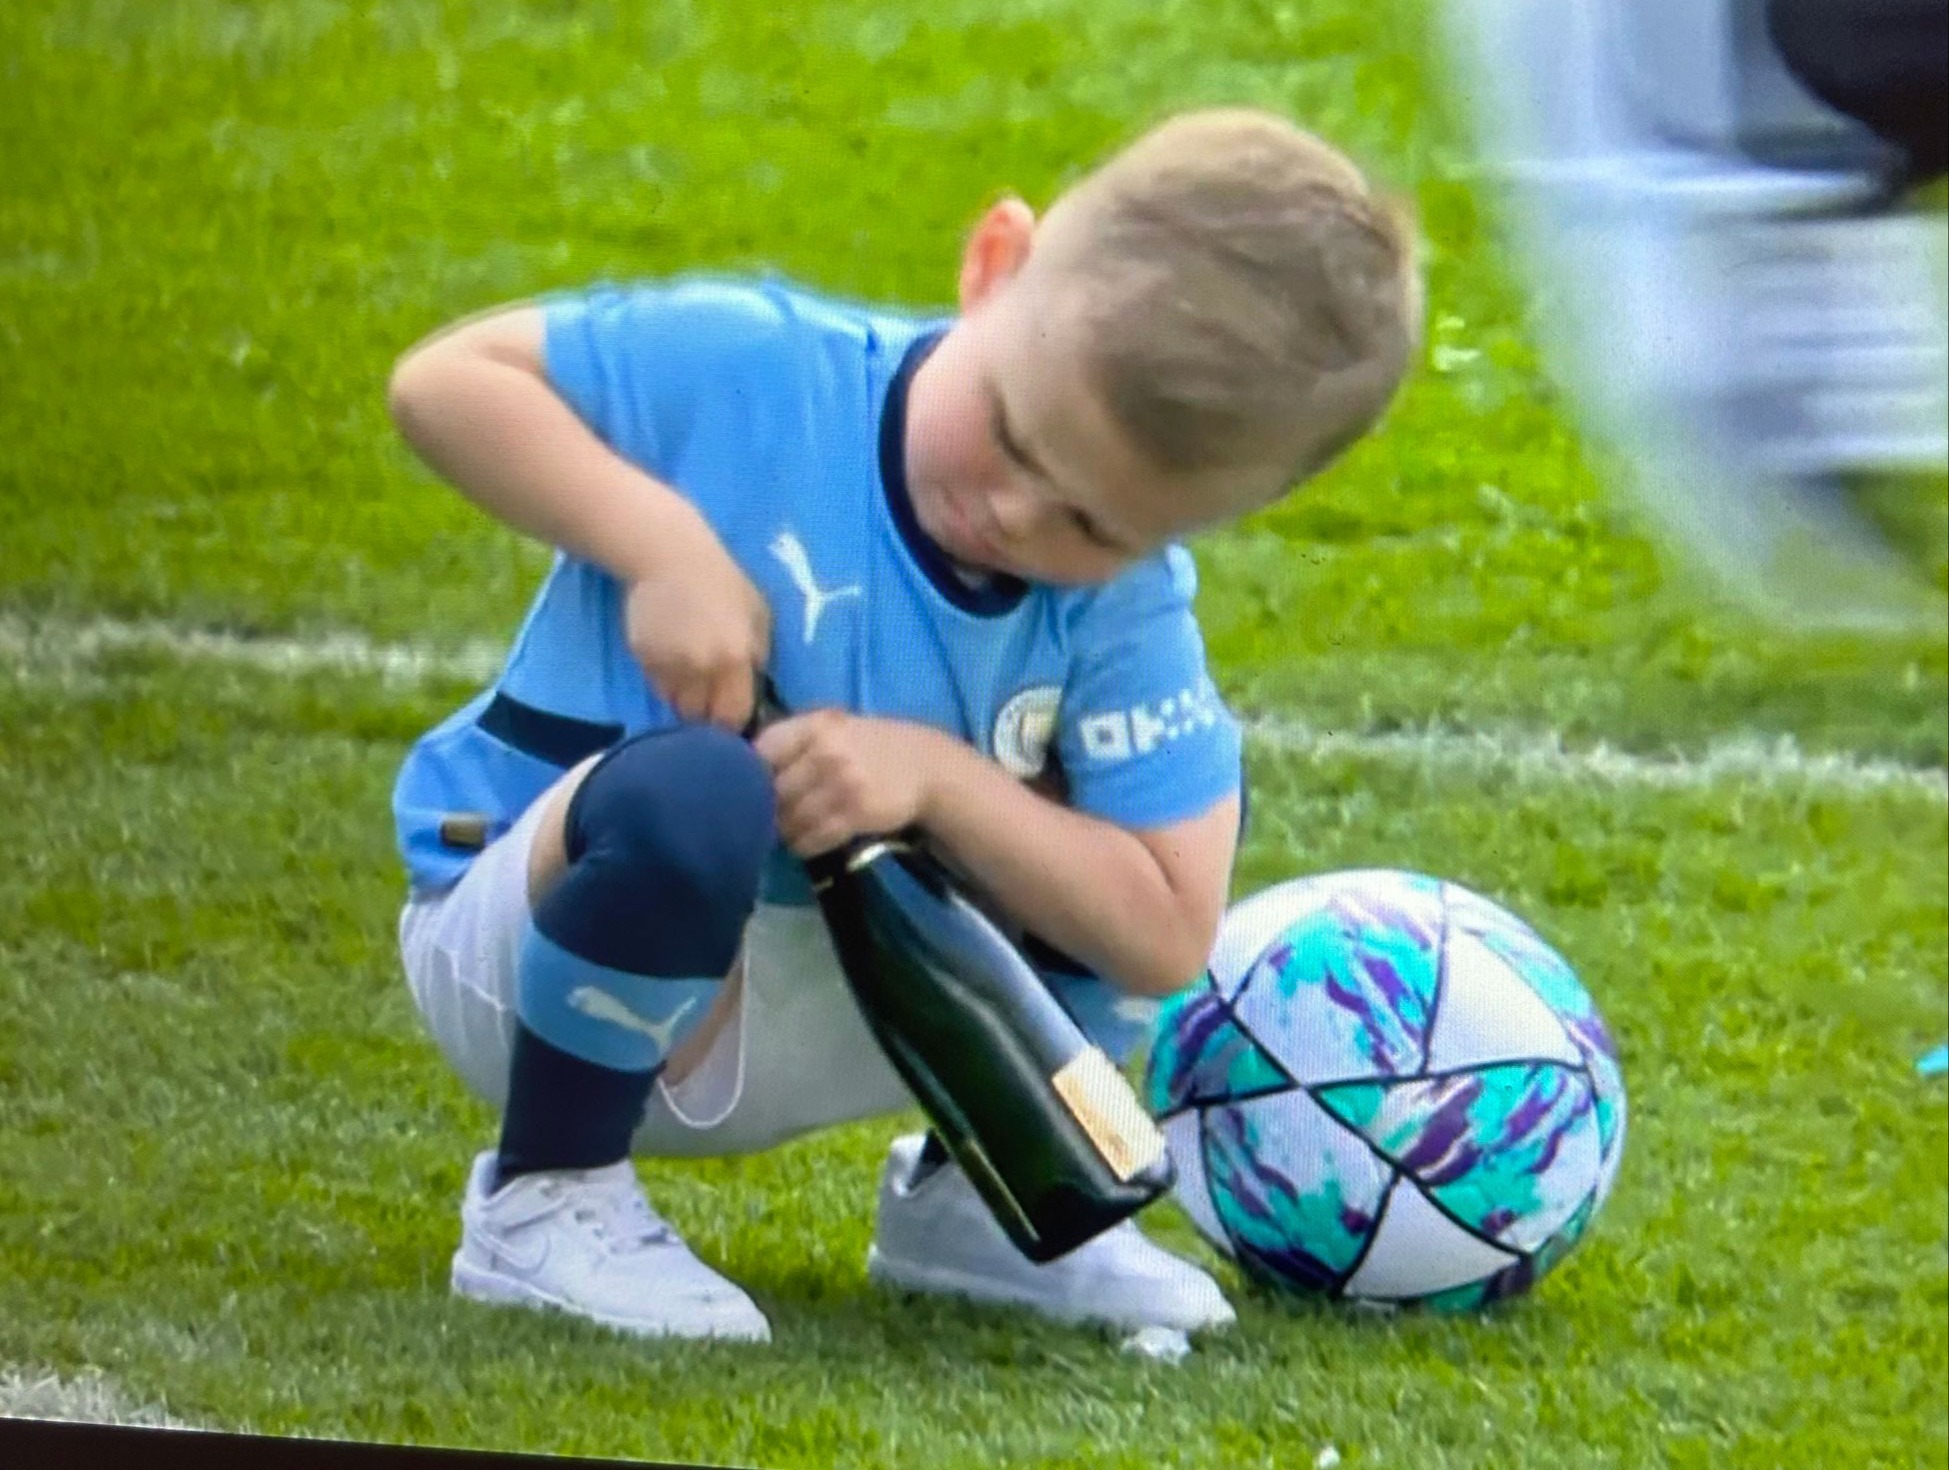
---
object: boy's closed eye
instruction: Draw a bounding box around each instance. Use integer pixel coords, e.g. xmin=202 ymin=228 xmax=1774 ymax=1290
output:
xmin=987 ymin=383 xmax=1134 ymax=553
xmin=1066 ymin=505 xmax=1122 ymax=550
xmin=986 ymin=380 xmax=1039 ymax=480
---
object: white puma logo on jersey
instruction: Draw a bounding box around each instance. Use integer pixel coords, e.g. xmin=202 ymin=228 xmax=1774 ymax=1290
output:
xmin=567 ymin=986 xmax=699 ymax=1058
xmin=770 ymin=529 xmax=861 ymax=645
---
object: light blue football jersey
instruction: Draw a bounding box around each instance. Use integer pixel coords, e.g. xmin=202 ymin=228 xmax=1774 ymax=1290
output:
xmin=392 ymin=275 xmax=1244 ymax=908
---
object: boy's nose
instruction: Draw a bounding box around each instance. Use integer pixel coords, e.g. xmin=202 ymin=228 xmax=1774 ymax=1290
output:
xmin=986 ymin=483 xmax=1041 ymax=542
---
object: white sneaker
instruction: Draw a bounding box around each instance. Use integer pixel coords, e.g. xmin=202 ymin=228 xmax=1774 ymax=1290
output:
xmin=450 ymin=1151 xmax=770 ymax=1342
xmin=865 ymin=1133 xmax=1235 ymax=1334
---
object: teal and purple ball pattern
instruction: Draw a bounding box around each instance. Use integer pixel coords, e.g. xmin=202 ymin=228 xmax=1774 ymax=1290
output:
xmin=1144 ymin=871 xmax=1626 ymax=1310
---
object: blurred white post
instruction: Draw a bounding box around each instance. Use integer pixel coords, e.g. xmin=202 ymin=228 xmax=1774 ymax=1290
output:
xmin=1440 ymin=0 xmax=1948 ymax=631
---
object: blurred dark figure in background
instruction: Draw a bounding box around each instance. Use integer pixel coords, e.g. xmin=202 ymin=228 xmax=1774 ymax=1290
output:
xmin=1769 ymin=0 xmax=1946 ymax=183
xmin=1444 ymin=0 xmax=1947 ymax=629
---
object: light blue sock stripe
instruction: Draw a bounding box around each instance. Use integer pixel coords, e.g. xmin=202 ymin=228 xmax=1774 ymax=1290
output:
xmin=516 ymin=920 xmax=721 ymax=1074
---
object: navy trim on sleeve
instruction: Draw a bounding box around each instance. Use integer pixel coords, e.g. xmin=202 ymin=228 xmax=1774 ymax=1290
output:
xmin=478 ymin=693 xmax=625 ymax=768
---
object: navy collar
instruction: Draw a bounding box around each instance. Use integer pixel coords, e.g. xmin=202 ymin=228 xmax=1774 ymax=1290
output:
xmin=880 ymin=328 xmax=1030 ymax=617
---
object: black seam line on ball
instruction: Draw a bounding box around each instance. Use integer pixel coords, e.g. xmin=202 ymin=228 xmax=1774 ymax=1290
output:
xmin=1329 ymin=1171 xmax=1401 ymax=1298
xmin=1418 ymin=904 xmax=1451 ymax=1076
xmin=1197 ymin=1107 xmax=1258 ymax=1275
xmin=1303 ymin=1057 xmax=1594 ymax=1095
xmin=1318 ymin=1112 xmax=1537 ymax=1261
xmin=1208 ymin=986 xmax=1306 ymax=1094
xmin=1153 ymin=971 xmax=1304 ymax=1114
xmin=1231 ymin=947 xmax=1447 ymax=1092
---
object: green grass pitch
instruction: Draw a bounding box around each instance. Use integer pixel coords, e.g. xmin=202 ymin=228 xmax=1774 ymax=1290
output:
xmin=1 ymin=1 xmax=1944 ymax=1466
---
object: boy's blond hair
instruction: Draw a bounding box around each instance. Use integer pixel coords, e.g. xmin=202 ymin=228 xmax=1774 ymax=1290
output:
xmin=1044 ymin=109 xmax=1422 ymax=493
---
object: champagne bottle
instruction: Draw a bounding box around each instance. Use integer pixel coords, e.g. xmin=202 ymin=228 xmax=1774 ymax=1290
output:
xmin=806 ymin=834 xmax=1174 ymax=1263
xmin=745 ymin=677 xmax=1173 ymax=1262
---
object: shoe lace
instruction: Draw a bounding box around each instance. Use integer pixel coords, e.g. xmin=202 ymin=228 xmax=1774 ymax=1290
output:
xmin=546 ymin=1174 xmax=678 ymax=1256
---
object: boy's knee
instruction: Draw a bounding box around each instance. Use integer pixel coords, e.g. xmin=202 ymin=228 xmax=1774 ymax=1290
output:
xmin=568 ymin=726 xmax=775 ymax=879
xmin=540 ymin=726 xmax=777 ymax=976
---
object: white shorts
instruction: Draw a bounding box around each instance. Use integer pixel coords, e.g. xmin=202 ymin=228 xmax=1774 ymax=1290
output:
xmin=397 ymin=797 xmax=915 ymax=1157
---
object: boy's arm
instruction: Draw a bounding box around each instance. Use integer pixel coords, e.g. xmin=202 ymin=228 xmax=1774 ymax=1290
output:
xmin=756 ymin=714 xmax=1234 ymax=995
xmin=915 ymin=736 xmax=1238 ymax=998
xmin=387 ymin=302 xmax=769 ymax=726
xmin=386 ymin=303 xmax=717 ymax=583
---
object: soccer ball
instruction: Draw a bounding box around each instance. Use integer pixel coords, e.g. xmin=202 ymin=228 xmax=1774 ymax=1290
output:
xmin=1143 ymin=870 xmax=1626 ymax=1310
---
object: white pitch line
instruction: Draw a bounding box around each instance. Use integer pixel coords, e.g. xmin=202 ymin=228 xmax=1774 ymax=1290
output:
xmin=0 ymin=1366 xmax=195 ymax=1429
xmin=0 ymin=613 xmax=504 ymax=687
xmin=1248 ymin=716 xmax=1948 ymax=802
xmin=2 ymin=612 xmax=1944 ymax=803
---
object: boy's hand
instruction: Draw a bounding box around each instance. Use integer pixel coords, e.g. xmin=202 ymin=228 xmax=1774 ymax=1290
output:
xmin=753 ymin=710 xmax=958 ymax=858
xmin=624 ymin=520 xmax=772 ymax=730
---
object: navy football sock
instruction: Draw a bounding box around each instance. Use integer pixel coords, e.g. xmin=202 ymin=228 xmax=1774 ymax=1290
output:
xmin=495 ymin=1024 xmax=659 ymax=1188
xmin=494 ymin=726 xmax=775 ymax=1186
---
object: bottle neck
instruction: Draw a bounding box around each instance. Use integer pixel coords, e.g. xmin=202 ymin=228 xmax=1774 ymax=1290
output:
xmin=805 ymin=835 xmax=916 ymax=892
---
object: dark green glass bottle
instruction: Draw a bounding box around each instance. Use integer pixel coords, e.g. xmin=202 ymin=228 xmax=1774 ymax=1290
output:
xmin=806 ymin=834 xmax=1174 ymax=1263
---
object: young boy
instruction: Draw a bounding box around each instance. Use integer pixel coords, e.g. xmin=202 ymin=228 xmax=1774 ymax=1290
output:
xmin=387 ymin=108 xmax=1419 ymax=1344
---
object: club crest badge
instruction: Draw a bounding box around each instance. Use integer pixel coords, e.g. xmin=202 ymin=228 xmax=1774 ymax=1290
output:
xmin=991 ymin=685 xmax=1061 ymax=779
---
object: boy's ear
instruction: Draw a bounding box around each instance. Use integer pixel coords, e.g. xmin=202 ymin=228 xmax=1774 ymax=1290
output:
xmin=1378 ymin=188 xmax=1427 ymax=351
xmin=958 ymin=197 xmax=1037 ymax=312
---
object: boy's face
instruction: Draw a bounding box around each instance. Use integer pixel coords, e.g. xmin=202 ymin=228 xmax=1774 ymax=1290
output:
xmin=904 ymin=200 xmax=1266 ymax=587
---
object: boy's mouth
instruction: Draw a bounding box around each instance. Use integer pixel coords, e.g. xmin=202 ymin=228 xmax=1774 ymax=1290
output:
xmin=938 ymin=482 xmax=1002 ymax=568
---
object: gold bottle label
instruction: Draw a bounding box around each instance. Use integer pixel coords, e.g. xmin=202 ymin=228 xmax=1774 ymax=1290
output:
xmin=1050 ymin=1046 xmax=1168 ymax=1182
